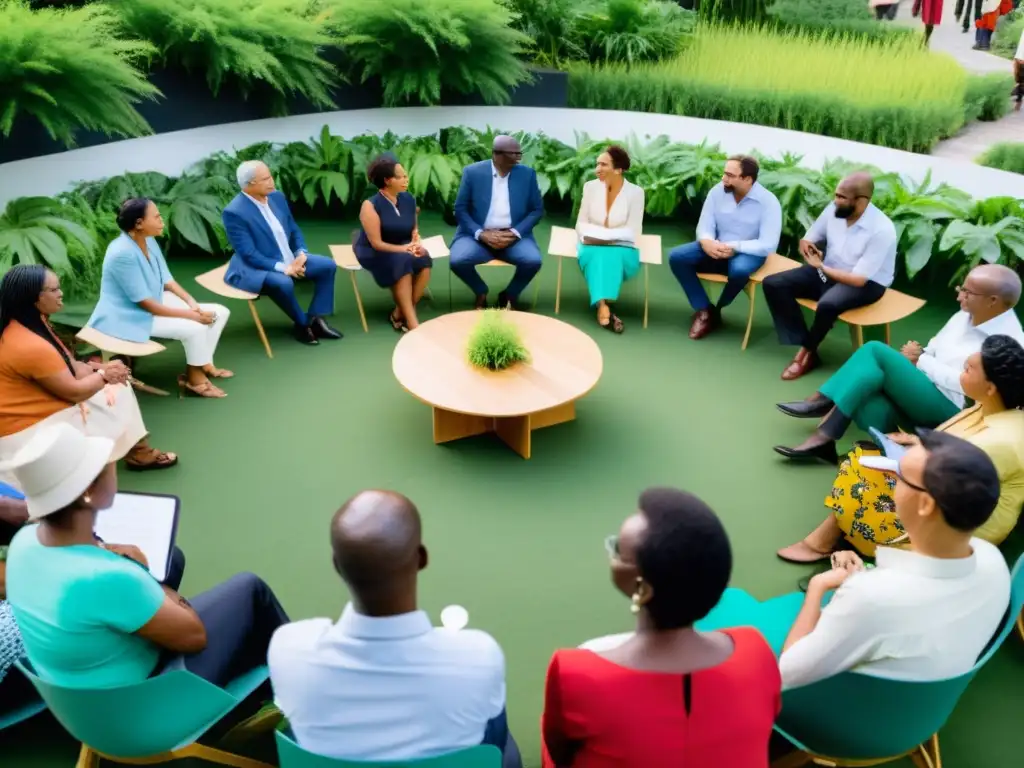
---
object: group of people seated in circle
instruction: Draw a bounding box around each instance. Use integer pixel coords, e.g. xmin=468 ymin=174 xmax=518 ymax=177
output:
xmin=0 ymin=426 xmax=1018 ymax=767
xmin=0 ymin=130 xmax=1022 ymax=766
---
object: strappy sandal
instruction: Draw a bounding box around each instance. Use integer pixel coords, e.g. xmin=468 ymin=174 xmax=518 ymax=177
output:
xmin=124 ymin=447 xmax=178 ymax=472
xmin=204 ymin=366 xmax=234 ymax=379
xmin=388 ymin=310 xmax=408 ymax=333
xmin=177 ymin=375 xmax=227 ymax=399
xmin=608 ymin=313 xmax=624 ymax=334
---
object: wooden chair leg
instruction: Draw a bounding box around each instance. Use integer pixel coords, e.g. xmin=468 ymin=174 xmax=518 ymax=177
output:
xmin=532 ymin=279 xmax=540 ymax=310
xmin=349 ymin=271 xmax=368 ymax=333
xmin=554 ymin=255 xmax=563 ymax=314
xmin=770 ymin=750 xmax=811 ymax=768
xmin=884 ymin=323 xmax=891 ymax=346
xmin=1016 ymin=607 xmax=1024 ymax=641
xmin=849 ymin=323 xmax=864 ymax=349
xmin=76 ymin=744 xmax=101 ymax=768
xmin=643 ymin=263 xmax=649 ymax=329
xmin=178 ymin=742 xmax=275 ymax=768
xmin=247 ymin=301 xmax=273 ymax=359
xmin=741 ymin=282 xmax=756 ymax=351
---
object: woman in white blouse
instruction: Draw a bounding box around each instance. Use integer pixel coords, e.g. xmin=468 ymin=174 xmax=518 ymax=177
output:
xmin=575 ymin=146 xmax=645 ymax=333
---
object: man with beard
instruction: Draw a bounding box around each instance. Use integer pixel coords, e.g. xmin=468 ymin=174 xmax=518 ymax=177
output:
xmin=762 ymin=173 xmax=897 ymax=381
xmin=668 ymin=155 xmax=782 ymax=340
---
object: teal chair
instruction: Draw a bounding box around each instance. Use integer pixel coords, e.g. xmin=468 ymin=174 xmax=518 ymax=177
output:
xmin=772 ymin=554 xmax=1024 ymax=768
xmin=16 ymin=660 xmax=273 ymax=768
xmin=275 ymin=732 xmax=501 ymax=768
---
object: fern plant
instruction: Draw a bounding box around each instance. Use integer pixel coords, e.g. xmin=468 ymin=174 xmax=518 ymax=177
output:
xmin=0 ymin=0 xmax=157 ymax=145
xmin=105 ymin=0 xmax=339 ymax=112
xmin=0 ymin=197 xmax=96 ymax=276
xmin=322 ymin=0 xmax=532 ymax=106
xmin=467 ymin=309 xmax=530 ymax=370
xmin=581 ymin=0 xmax=696 ymax=64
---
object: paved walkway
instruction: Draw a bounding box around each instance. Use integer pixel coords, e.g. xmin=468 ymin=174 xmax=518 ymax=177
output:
xmin=896 ymin=2 xmax=1021 ymax=161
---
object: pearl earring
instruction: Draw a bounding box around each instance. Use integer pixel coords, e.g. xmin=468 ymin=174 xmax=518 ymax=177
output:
xmin=82 ymin=494 xmax=92 ymax=506
xmin=630 ymin=592 xmax=641 ymax=614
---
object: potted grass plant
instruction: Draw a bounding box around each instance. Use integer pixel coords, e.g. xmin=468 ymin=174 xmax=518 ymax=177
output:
xmin=466 ymin=310 xmax=530 ymax=370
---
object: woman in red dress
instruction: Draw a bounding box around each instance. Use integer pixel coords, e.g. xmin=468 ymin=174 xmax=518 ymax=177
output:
xmin=541 ymin=487 xmax=781 ymax=768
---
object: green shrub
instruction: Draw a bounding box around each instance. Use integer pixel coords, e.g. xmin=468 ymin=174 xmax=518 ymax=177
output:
xmin=578 ymin=0 xmax=695 ymax=63
xmin=0 ymin=197 xmax=96 ymax=277
xmin=105 ymin=0 xmax=338 ymax=111
xmin=466 ymin=310 xmax=530 ymax=370
xmin=978 ymin=142 xmax=1024 ymax=174
xmin=992 ymin=9 xmax=1024 ymax=60
xmin=766 ymin=0 xmax=913 ymax=42
xmin=963 ymin=73 xmax=1013 ymax=122
xmin=569 ymin=23 xmax=967 ymax=151
xmin=0 ymin=0 xmax=157 ymax=145
xmin=322 ymin=0 xmax=531 ymax=106
xmin=695 ymin=0 xmax=766 ymax=23
xmin=502 ymin=0 xmax=596 ymax=66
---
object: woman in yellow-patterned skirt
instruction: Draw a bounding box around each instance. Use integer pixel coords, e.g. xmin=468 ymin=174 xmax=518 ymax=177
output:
xmin=778 ymin=334 xmax=1024 ymax=561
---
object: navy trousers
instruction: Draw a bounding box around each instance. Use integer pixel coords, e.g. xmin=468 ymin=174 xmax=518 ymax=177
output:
xmin=450 ymin=237 xmax=542 ymax=300
xmin=261 ymin=254 xmax=337 ymax=327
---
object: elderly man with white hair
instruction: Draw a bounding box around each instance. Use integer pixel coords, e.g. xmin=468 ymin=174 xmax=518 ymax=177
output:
xmin=222 ymin=161 xmax=342 ymax=345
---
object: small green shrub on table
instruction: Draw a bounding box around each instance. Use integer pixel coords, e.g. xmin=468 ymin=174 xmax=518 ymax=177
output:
xmin=467 ymin=310 xmax=530 ymax=371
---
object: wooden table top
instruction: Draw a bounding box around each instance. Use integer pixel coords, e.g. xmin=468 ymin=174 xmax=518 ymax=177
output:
xmin=392 ymin=311 xmax=604 ymax=418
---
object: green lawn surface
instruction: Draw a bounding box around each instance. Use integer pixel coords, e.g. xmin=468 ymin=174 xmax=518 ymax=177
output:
xmin=3 ymin=213 xmax=1022 ymax=767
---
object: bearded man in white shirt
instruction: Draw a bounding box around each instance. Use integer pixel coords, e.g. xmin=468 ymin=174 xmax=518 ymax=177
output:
xmin=773 ymin=263 xmax=1023 ymax=463
xmin=778 ymin=430 xmax=1010 ymax=689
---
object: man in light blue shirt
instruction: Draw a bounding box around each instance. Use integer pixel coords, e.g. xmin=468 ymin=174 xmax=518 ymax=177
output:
xmin=763 ymin=172 xmax=897 ymax=381
xmin=668 ymin=156 xmax=782 ymax=340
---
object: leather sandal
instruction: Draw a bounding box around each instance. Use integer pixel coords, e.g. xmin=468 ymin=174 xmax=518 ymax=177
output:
xmin=177 ymin=375 xmax=226 ymax=399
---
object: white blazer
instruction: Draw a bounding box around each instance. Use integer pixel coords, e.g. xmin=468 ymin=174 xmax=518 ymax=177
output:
xmin=575 ymin=178 xmax=645 ymax=246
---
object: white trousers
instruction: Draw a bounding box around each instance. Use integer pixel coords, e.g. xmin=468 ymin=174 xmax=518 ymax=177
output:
xmin=151 ymin=292 xmax=230 ymax=367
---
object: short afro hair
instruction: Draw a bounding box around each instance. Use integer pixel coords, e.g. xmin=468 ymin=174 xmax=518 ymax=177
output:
xmin=634 ymin=487 xmax=732 ymax=630
xmin=604 ymin=145 xmax=631 ymax=172
xmin=980 ymin=334 xmax=1024 ymax=410
xmin=366 ymin=153 xmax=400 ymax=190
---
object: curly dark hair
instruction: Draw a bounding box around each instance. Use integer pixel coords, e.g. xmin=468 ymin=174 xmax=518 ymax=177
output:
xmin=980 ymin=334 xmax=1024 ymax=410
xmin=366 ymin=153 xmax=400 ymax=190
xmin=604 ymin=145 xmax=631 ymax=172
xmin=634 ymin=487 xmax=732 ymax=630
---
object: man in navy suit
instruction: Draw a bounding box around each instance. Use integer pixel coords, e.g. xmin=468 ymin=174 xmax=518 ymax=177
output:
xmin=223 ymin=161 xmax=342 ymax=345
xmin=450 ymin=136 xmax=545 ymax=310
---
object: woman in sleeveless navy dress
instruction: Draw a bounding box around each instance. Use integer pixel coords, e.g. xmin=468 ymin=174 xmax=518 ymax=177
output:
xmin=354 ymin=156 xmax=432 ymax=331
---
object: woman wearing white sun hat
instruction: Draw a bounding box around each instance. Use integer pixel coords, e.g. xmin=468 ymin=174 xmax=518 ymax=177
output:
xmin=2 ymin=422 xmax=290 ymax=690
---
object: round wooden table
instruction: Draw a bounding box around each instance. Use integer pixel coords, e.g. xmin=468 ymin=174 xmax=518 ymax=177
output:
xmin=392 ymin=311 xmax=604 ymax=459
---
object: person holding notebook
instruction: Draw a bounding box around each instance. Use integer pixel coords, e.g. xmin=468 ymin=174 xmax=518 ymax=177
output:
xmin=2 ymin=423 xmax=289 ymax=690
xmin=778 ymin=334 xmax=1024 ymax=563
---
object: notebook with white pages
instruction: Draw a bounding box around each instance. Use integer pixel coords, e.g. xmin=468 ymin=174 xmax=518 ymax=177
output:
xmin=578 ymin=224 xmax=636 ymax=247
xmin=93 ymin=492 xmax=180 ymax=581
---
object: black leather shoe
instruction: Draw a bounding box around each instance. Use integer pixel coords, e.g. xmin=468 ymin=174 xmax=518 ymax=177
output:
xmin=497 ymin=291 xmax=526 ymax=311
xmin=294 ymin=325 xmax=319 ymax=345
xmin=311 ymin=317 xmax=343 ymax=340
xmin=777 ymin=397 xmax=834 ymax=419
xmin=773 ymin=440 xmax=839 ymax=465
xmin=474 ymin=294 xmax=488 ymax=310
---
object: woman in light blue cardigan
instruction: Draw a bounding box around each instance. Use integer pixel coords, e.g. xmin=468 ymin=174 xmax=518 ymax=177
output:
xmin=87 ymin=199 xmax=232 ymax=398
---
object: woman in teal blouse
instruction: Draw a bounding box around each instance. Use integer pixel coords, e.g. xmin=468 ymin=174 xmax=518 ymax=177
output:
xmin=87 ymin=199 xmax=233 ymax=398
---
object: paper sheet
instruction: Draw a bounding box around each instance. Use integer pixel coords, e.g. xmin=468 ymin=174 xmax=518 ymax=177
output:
xmin=94 ymin=493 xmax=179 ymax=581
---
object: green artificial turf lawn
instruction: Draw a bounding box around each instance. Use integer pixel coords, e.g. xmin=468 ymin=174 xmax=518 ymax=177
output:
xmin=2 ymin=213 xmax=1022 ymax=767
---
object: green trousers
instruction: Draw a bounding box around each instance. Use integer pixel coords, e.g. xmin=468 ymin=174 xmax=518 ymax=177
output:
xmin=819 ymin=341 xmax=961 ymax=434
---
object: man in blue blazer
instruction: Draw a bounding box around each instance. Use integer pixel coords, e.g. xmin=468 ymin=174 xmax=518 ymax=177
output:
xmin=450 ymin=136 xmax=545 ymax=309
xmin=223 ymin=161 xmax=342 ymax=345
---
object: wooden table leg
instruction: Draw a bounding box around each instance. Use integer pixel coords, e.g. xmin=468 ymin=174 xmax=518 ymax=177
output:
xmin=494 ymin=414 xmax=532 ymax=459
xmin=531 ymin=401 xmax=576 ymax=430
xmin=433 ymin=407 xmax=490 ymax=444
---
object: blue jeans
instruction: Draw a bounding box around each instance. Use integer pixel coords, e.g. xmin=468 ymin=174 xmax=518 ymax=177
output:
xmin=450 ymin=237 xmax=542 ymax=299
xmin=261 ymin=254 xmax=337 ymax=327
xmin=668 ymin=241 xmax=765 ymax=311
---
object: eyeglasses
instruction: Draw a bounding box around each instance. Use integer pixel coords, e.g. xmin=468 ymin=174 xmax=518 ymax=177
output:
xmin=955 ymin=285 xmax=993 ymax=298
xmin=494 ymin=150 xmax=523 ymax=158
xmin=604 ymin=534 xmax=619 ymax=559
xmin=885 ymin=459 xmax=929 ymax=494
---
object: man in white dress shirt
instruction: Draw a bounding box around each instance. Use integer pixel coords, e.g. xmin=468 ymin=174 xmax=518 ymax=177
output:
xmin=779 ymin=430 xmax=1010 ymax=689
xmin=268 ymin=490 xmax=521 ymax=768
xmin=223 ymin=161 xmax=341 ymax=345
xmin=774 ymin=263 xmax=1023 ymax=463
xmin=763 ymin=173 xmax=897 ymax=381
xmin=450 ymin=136 xmax=545 ymax=311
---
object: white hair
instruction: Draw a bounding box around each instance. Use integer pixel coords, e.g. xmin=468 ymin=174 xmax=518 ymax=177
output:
xmin=236 ymin=160 xmax=266 ymax=190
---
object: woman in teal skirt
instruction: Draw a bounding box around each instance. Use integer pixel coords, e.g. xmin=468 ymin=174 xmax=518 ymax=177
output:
xmin=575 ymin=146 xmax=646 ymax=333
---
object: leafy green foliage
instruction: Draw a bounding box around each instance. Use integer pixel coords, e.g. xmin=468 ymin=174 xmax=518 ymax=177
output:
xmin=694 ymin=0 xmax=767 ymax=23
xmin=11 ymin=125 xmax=1024 ymax=303
xmin=569 ymin=23 xmax=968 ymax=152
xmin=105 ymin=0 xmax=339 ymax=112
xmin=977 ymin=142 xmax=1024 ymax=175
xmin=321 ymin=0 xmax=531 ymax=106
xmin=992 ymin=8 xmax=1024 ymax=60
xmin=766 ymin=0 xmax=913 ymax=42
xmin=502 ymin=0 xmax=595 ymax=66
xmin=0 ymin=0 xmax=158 ymax=145
xmin=467 ymin=309 xmax=530 ymax=370
xmin=963 ymin=73 xmax=1014 ymax=123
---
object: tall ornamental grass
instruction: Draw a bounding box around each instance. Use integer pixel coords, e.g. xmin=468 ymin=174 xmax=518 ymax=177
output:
xmin=0 ymin=0 xmax=158 ymax=145
xmin=569 ymin=24 xmax=967 ymax=151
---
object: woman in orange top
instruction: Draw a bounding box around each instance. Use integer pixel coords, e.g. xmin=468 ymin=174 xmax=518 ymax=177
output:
xmin=0 ymin=265 xmax=176 ymax=477
xmin=541 ymin=487 xmax=781 ymax=768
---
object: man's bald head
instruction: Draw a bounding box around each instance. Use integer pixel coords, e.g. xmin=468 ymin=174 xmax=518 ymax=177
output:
xmin=842 ymin=172 xmax=874 ymax=199
xmin=834 ymin=172 xmax=874 ymax=220
xmin=331 ymin=490 xmax=425 ymax=612
xmin=969 ymin=263 xmax=1022 ymax=308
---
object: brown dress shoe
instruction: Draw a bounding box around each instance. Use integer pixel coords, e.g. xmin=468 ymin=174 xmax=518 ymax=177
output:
xmin=474 ymin=294 xmax=488 ymax=309
xmin=781 ymin=348 xmax=820 ymax=380
xmin=688 ymin=309 xmax=720 ymax=339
